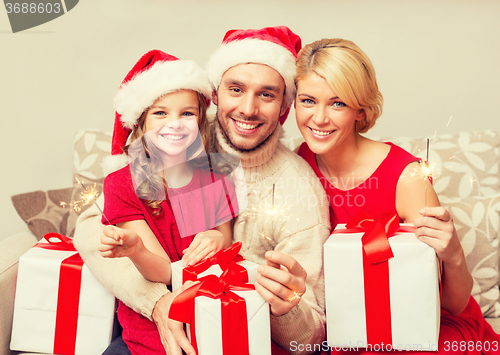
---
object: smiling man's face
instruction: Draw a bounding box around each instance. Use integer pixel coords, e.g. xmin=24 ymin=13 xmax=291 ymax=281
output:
xmin=213 ymin=63 xmax=286 ymax=151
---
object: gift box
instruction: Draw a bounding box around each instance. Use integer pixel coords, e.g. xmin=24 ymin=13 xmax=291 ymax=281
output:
xmin=10 ymin=233 xmax=116 ymax=355
xmin=171 ymin=241 xmax=259 ymax=291
xmin=324 ymin=212 xmax=440 ymax=351
xmin=169 ymin=271 xmax=271 ymax=355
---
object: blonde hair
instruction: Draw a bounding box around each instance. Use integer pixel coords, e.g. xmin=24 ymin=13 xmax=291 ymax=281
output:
xmin=296 ymin=38 xmax=383 ymax=133
xmin=123 ymin=90 xmax=209 ymax=214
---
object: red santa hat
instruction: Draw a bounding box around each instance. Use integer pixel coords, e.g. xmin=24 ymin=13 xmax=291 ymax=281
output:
xmin=104 ymin=49 xmax=212 ymax=175
xmin=207 ymin=26 xmax=302 ymax=125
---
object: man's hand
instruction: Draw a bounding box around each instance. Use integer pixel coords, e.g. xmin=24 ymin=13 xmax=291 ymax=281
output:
xmin=254 ymin=250 xmax=307 ymax=316
xmin=153 ymin=281 xmax=198 ymax=355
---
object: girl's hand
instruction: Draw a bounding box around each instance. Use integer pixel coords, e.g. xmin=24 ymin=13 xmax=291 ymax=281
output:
xmin=98 ymin=225 xmax=142 ymax=259
xmin=413 ymin=206 xmax=464 ymax=266
xmin=181 ymin=230 xmax=225 ymax=267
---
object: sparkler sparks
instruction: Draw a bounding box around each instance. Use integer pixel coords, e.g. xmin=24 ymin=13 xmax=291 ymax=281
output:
xmin=447 ymin=116 xmax=453 ymax=127
xmin=239 ymin=184 xmax=295 ymax=244
xmin=410 ymin=139 xmax=438 ymax=207
xmin=60 ymin=178 xmax=110 ymax=223
xmin=285 ymin=291 xmax=304 ymax=302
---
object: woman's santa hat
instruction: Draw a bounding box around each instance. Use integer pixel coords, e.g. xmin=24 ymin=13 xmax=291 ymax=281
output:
xmin=103 ymin=50 xmax=212 ymax=175
xmin=207 ymin=26 xmax=302 ymax=125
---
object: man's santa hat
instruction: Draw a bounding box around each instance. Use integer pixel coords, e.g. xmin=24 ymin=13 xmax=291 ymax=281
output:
xmin=103 ymin=50 xmax=212 ymax=175
xmin=207 ymin=26 xmax=302 ymax=125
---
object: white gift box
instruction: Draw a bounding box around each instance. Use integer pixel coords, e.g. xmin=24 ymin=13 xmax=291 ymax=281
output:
xmin=188 ymin=289 xmax=271 ymax=355
xmin=324 ymin=224 xmax=440 ymax=351
xmin=10 ymin=237 xmax=116 ymax=355
xmin=171 ymin=258 xmax=258 ymax=292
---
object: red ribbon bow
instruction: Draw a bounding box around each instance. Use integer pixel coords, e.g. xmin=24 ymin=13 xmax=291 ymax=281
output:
xmin=332 ymin=211 xmax=416 ymax=347
xmin=183 ymin=241 xmax=249 ymax=285
xmin=169 ymin=267 xmax=255 ymax=355
xmin=34 ymin=232 xmax=77 ymax=251
xmin=34 ymin=233 xmax=83 ymax=355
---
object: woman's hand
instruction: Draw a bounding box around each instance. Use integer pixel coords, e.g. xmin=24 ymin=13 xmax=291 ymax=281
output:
xmin=98 ymin=225 xmax=142 ymax=258
xmin=413 ymin=206 xmax=464 ymax=265
xmin=181 ymin=230 xmax=225 ymax=266
xmin=414 ymin=206 xmax=472 ymax=315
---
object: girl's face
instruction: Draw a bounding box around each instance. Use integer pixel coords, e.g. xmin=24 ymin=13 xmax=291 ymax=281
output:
xmin=144 ymin=90 xmax=200 ymax=163
xmin=295 ymin=72 xmax=365 ymax=155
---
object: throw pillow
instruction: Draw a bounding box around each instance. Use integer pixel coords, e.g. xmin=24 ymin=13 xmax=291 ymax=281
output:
xmin=11 ymin=184 xmax=104 ymax=240
xmin=442 ymin=194 xmax=500 ymax=317
xmin=11 ymin=188 xmax=77 ymax=240
xmin=73 ymin=129 xmax=112 ymax=184
xmin=382 ymin=130 xmax=500 ymax=199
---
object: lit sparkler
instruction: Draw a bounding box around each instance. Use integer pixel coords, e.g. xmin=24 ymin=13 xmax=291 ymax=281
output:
xmin=61 ymin=177 xmax=110 ymax=223
xmin=285 ymin=291 xmax=304 ymax=302
xmin=239 ymin=184 xmax=295 ymax=244
xmin=411 ymin=139 xmax=437 ymax=207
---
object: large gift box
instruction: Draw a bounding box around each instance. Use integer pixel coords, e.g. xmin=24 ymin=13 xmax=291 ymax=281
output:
xmin=169 ymin=270 xmax=271 ymax=355
xmin=171 ymin=241 xmax=258 ymax=291
xmin=324 ymin=213 xmax=440 ymax=351
xmin=10 ymin=233 xmax=116 ymax=355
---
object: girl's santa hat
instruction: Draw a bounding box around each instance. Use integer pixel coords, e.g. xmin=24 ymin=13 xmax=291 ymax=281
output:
xmin=207 ymin=26 xmax=302 ymax=125
xmin=104 ymin=50 xmax=212 ymax=175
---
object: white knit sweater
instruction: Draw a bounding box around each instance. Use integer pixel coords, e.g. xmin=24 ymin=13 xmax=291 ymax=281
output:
xmin=73 ymin=118 xmax=330 ymax=355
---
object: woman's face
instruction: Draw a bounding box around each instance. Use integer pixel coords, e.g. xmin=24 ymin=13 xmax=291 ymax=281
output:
xmin=144 ymin=90 xmax=200 ymax=164
xmin=295 ymin=72 xmax=365 ymax=155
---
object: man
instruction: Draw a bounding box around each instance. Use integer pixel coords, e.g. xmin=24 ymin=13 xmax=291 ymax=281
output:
xmin=74 ymin=26 xmax=330 ymax=355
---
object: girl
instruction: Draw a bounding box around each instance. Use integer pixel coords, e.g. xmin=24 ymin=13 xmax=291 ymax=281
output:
xmin=98 ymin=50 xmax=238 ymax=355
xmin=295 ymin=39 xmax=499 ymax=354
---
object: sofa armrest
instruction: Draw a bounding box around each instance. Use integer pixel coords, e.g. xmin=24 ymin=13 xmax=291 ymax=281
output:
xmin=0 ymin=230 xmax=37 ymax=355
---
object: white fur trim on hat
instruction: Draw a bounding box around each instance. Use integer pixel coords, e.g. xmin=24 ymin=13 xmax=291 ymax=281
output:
xmin=207 ymin=39 xmax=297 ymax=109
xmin=114 ymin=60 xmax=212 ymax=129
xmin=101 ymin=154 xmax=129 ymax=176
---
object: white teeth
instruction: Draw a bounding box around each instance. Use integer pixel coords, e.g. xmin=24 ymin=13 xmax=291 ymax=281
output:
xmin=161 ymin=134 xmax=184 ymax=140
xmin=311 ymin=128 xmax=333 ymax=136
xmin=235 ymin=120 xmax=259 ymax=130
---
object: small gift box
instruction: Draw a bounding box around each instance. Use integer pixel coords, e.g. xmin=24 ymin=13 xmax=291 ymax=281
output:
xmin=324 ymin=212 xmax=440 ymax=351
xmin=171 ymin=241 xmax=259 ymax=291
xmin=169 ymin=269 xmax=271 ymax=355
xmin=10 ymin=233 xmax=116 ymax=355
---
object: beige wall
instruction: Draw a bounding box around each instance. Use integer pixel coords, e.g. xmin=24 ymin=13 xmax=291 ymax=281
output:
xmin=1 ymin=0 xmax=499 ymax=240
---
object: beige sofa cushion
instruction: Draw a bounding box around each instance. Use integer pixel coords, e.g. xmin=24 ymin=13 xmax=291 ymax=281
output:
xmin=381 ymin=130 xmax=500 ymax=199
xmin=441 ymin=194 xmax=500 ymax=317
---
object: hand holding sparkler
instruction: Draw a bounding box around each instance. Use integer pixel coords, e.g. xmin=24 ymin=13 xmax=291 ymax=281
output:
xmin=99 ymin=225 xmax=141 ymax=258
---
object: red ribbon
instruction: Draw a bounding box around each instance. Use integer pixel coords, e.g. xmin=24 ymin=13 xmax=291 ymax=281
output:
xmin=332 ymin=211 xmax=416 ymax=347
xmin=182 ymin=241 xmax=249 ymax=285
xmin=169 ymin=269 xmax=255 ymax=355
xmin=34 ymin=232 xmax=77 ymax=251
xmin=34 ymin=233 xmax=83 ymax=355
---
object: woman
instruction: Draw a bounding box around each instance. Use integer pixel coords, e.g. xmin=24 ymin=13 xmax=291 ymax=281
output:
xmin=295 ymin=38 xmax=499 ymax=354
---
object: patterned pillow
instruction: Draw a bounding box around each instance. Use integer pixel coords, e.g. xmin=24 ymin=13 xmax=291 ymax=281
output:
xmin=378 ymin=130 xmax=500 ymax=199
xmin=11 ymin=188 xmax=82 ymax=240
xmin=282 ymin=130 xmax=500 ymax=200
xmin=73 ymin=129 xmax=112 ymax=185
xmin=11 ymin=130 xmax=112 ymax=240
xmin=441 ymin=194 xmax=500 ymax=317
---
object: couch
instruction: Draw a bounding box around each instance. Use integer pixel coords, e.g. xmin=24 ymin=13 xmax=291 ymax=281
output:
xmin=1 ymin=128 xmax=500 ymax=355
